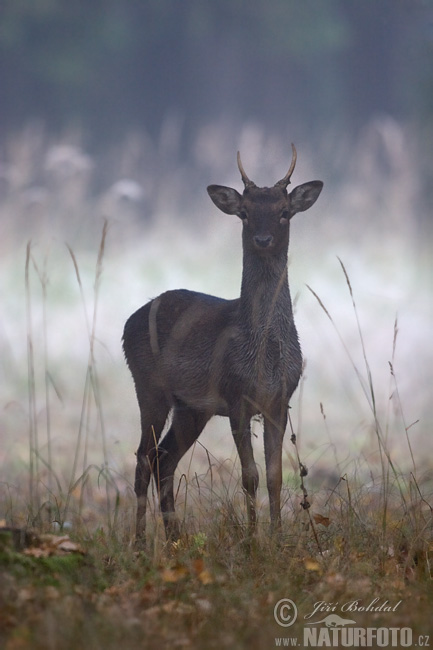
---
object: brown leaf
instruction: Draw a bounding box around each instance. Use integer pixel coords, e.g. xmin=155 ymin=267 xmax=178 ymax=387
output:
xmin=313 ymin=513 xmax=331 ymax=527
xmin=192 ymin=558 xmax=205 ymax=574
xmin=160 ymin=565 xmax=189 ymax=583
xmin=23 ymin=547 xmax=49 ymax=558
xmin=56 ymin=539 xmax=85 ymax=554
xmin=23 ymin=534 xmax=85 ymax=557
xmin=191 ymin=558 xmax=213 ymax=584
xmin=161 ymin=601 xmax=194 ymax=615
xmin=304 ymin=558 xmax=321 ymax=572
xmin=197 ymin=569 xmax=213 ymax=585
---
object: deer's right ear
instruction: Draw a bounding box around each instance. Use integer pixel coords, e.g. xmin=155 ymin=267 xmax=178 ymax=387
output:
xmin=207 ymin=185 xmax=242 ymax=216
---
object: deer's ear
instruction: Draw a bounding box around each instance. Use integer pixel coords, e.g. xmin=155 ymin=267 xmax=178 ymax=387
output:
xmin=289 ymin=181 xmax=323 ymax=216
xmin=207 ymin=185 xmax=242 ymax=215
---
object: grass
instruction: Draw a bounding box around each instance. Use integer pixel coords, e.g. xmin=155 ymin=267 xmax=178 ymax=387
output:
xmin=1 ymin=227 xmax=432 ymax=650
xmin=0 ymin=480 xmax=431 ymax=649
xmin=1 ymin=125 xmax=432 ymax=648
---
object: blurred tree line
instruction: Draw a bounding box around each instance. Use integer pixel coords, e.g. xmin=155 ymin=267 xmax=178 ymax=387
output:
xmin=0 ymin=0 xmax=431 ymax=150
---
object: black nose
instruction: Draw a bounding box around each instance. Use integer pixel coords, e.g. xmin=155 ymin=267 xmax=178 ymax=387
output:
xmin=253 ymin=235 xmax=273 ymax=248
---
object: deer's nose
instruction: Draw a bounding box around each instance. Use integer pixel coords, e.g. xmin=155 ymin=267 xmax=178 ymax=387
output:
xmin=253 ymin=234 xmax=273 ymax=249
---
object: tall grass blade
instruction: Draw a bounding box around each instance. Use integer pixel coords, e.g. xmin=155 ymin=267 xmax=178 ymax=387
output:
xmin=25 ymin=242 xmax=39 ymax=524
xmin=63 ymin=222 xmax=113 ymax=531
xmin=307 ymin=264 xmax=411 ymax=517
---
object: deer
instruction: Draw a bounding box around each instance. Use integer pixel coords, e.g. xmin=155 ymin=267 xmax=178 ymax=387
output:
xmin=123 ymin=144 xmax=323 ymax=544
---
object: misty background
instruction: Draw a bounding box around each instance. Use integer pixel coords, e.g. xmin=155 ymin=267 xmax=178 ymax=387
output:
xmin=1 ymin=0 xmax=433 ymax=220
xmin=1 ymin=1 xmax=432 ymax=144
xmin=1 ymin=1 xmax=432 ymax=516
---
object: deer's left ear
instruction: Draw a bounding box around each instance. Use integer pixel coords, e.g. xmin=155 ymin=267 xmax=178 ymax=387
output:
xmin=289 ymin=181 xmax=323 ymax=216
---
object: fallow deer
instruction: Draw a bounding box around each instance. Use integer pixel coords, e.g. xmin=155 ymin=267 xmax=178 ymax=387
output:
xmin=123 ymin=145 xmax=323 ymax=542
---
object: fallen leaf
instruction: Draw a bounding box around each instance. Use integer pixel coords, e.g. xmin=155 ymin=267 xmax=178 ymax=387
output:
xmin=313 ymin=513 xmax=331 ymax=527
xmin=334 ymin=536 xmax=346 ymax=553
xmin=161 ymin=601 xmax=195 ymax=615
xmin=197 ymin=569 xmax=213 ymax=585
xmin=23 ymin=547 xmax=48 ymax=558
xmin=191 ymin=558 xmax=214 ymax=584
xmin=160 ymin=565 xmax=189 ymax=583
xmin=192 ymin=558 xmax=205 ymax=574
xmin=304 ymin=558 xmax=321 ymax=572
xmin=56 ymin=539 xmax=85 ymax=554
xmin=23 ymin=534 xmax=85 ymax=557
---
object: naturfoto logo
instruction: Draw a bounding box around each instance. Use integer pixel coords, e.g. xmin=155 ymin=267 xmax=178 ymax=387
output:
xmin=306 ymin=614 xmax=356 ymax=628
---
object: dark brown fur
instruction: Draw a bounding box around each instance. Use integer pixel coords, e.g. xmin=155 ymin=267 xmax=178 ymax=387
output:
xmin=123 ymin=149 xmax=323 ymax=542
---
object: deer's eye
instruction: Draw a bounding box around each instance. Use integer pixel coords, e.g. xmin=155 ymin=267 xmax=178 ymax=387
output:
xmin=239 ymin=210 xmax=249 ymax=224
xmin=279 ymin=211 xmax=289 ymax=225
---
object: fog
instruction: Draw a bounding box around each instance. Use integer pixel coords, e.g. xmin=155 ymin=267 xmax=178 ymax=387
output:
xmin=1 ymin=3 xmax=432 ymax=518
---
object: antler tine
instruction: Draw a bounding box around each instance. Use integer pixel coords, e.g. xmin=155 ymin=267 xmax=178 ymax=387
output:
xmin=275 ymin=143 xmax=297 ymax=188
xmin=237 ymin=151 xmax=255 ymax=188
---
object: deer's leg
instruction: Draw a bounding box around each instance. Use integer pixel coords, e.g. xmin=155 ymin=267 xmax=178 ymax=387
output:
xmin=135 ymin=391 xmax=170 ymax=543
xmin=157 ymin=403 xmax=209 ymax=540
xmin=263 ymin=408 xmax=288 ymax=533
xmin=230 ymin=414 xmax=259 ymax=530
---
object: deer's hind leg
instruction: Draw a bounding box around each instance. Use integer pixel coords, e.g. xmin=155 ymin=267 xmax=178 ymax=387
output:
xmin=157 ymin=401 xmax=210 ymax=540
xmin=135 ymin=389 xmax=170 ymax=544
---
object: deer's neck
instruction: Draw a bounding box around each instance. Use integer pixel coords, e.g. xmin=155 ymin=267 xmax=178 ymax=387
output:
xmin=239 ymin=248 xmax=293 ymax=335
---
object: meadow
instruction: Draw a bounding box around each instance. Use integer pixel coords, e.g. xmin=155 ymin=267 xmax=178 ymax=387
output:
xmin=0 ymin=120 xmax=432 ymax=648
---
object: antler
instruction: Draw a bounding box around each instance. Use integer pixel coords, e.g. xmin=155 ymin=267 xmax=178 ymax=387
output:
xmin=274 ymin=143 xmax=297 ymax=188
xmin=237 ymin=151 xmax=256 ymax=188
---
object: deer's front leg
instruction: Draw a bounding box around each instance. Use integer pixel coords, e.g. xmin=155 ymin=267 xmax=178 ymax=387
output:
xmin=230 ymin=414 xmax=259 ymax=530
xmin=263 ymin=408 xmax=287 ymax=533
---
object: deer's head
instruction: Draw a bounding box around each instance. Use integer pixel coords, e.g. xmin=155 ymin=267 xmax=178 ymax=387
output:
xmin=207 ymin=145 xmax=323 ymax=254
